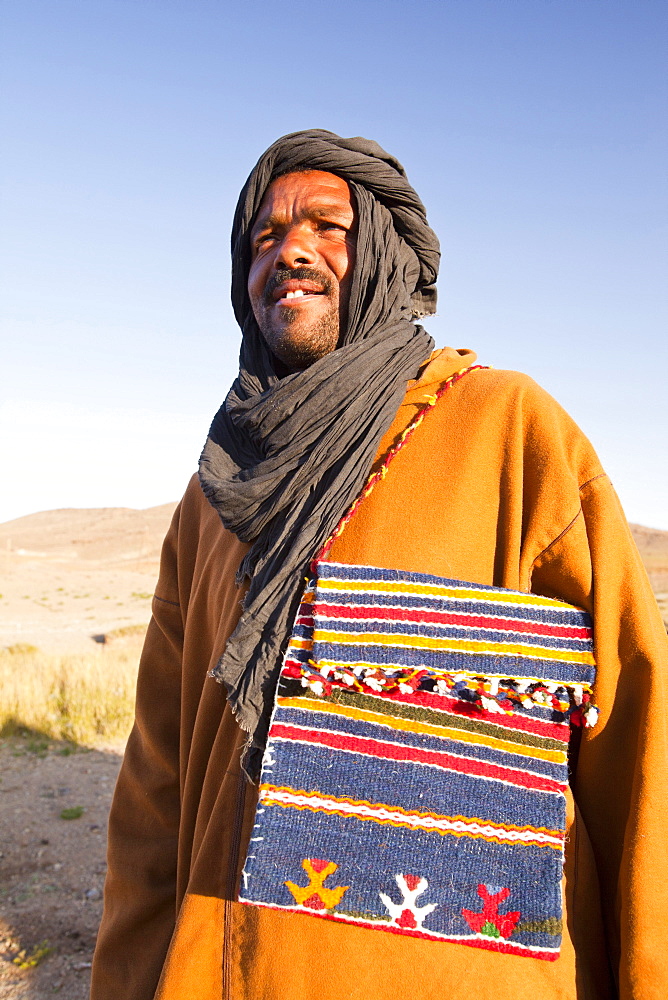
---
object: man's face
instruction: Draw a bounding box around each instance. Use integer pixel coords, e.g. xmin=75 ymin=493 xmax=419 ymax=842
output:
xmin=247 ymin=170 xmax=357 ymax=370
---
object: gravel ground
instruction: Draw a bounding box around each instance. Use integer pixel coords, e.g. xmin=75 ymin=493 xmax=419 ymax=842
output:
xmin=0 ymin=738 xmax=122 ymax=999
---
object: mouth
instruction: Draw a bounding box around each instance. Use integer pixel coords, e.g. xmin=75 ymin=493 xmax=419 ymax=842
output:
xmin=265 ymin=268 xmax=331 ymax=308
xmin=276 ymin=291 xmax=324 ymax=307
xmin=272 ymin=280 xmax=327 ymax=306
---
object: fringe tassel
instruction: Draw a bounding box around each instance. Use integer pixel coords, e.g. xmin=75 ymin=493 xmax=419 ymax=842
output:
xmin=286 ymin=661 xmax=599 ymax=729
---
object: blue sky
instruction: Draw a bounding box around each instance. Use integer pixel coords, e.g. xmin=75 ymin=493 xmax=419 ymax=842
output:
xmin=1 ymin=0 xmax=666 ymax=527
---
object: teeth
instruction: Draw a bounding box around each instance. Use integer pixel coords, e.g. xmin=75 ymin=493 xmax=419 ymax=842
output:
xmin=284 ymin=289 xmax=305 ymax=299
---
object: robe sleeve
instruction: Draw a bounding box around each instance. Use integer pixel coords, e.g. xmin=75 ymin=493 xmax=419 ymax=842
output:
xmin=531 ymin=474 xmax=668 ymax=999
xmin=90 ymin=502 xmax=184 ymax=1000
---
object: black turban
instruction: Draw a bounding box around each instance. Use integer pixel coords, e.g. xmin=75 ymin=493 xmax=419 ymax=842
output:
xmin=199 ymin=130 xmax=440 ymax=777
xmin=231 ymin=129 xmax=439 ymax=326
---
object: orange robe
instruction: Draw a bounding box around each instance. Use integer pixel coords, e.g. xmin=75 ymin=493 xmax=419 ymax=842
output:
xmin=91 ymin=348 xmax=668 ymax=999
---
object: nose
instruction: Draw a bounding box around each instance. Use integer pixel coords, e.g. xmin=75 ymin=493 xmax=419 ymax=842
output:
xmin=274 ymin=224 xmax=317 ymax=270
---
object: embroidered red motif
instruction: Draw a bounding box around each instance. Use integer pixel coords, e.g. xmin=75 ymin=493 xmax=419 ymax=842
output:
xmin=462 ymin=885 xmax=520 ymax=939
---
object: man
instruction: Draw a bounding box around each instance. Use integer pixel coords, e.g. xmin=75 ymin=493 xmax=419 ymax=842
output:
xmin=91 ymin=131 xmax=668 ymax=1000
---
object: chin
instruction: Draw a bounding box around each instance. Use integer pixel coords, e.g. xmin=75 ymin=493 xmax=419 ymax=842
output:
xmin=273 ymin=339 xmax=337 ymax=371
xmin=262 ymin=314 xmax=340 ymax=371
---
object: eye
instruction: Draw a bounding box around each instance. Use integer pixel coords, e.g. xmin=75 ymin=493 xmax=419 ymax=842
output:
xmin=254 ymin=231 xmax=278 ymax=249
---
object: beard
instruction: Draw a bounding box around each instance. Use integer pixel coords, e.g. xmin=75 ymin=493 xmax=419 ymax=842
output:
xmin=261 ymin=303 xmax=340 ymax=370
xmin=256 ymin=266 xmax=341 ymax=371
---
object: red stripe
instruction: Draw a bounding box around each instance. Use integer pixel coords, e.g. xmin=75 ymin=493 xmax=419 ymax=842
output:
xmin=238 ymin=899 xmax=558 ymax=960
xmin=315 ymin=603 xmax=591 ymax=640
xmin=283 ymin=655 xmax=311 ymax=670
xmin=270 ymin=724 xmax=563 ymax=794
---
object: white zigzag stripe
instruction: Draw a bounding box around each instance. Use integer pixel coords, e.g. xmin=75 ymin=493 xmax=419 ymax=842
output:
xmin=260 ymin=787 xmax=563 ymax=848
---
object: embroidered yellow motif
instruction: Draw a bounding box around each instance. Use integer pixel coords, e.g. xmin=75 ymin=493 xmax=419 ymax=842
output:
xmin=285 ymin=858 xmax=349 ymax=910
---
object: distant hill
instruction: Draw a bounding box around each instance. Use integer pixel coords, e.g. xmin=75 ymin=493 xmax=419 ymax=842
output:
xmin=0 ymin=504 xmax=666 ymax=585
xmin=0 ymin=505 xmax=665 ymax=653
xmin=0 ymin=503 xmax=178 ymax=652
xmin=0 ymin=503 xmax=178 ymax=567
xmin=628 ymin=523 xmax=668 ymax=592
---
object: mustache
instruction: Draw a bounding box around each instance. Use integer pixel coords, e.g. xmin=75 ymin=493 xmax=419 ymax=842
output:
xmin=262 ymin=267 xmax=334 ymax=307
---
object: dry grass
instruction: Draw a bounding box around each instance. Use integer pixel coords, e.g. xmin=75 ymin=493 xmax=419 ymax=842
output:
xmin=0 ymin=641 xmax=142 ymax=747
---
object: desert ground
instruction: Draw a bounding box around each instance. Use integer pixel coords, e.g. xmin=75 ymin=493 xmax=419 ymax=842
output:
xmin=0 ymin=504 xmax=175 ymax=999
xmin=0 ymin=503 xmax=177 ymax=655
xmin=1 ymin=503 xmax=667 ymax=998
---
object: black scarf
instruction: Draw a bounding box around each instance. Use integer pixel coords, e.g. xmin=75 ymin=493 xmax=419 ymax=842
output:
xmin=199 ymin=130 xmax=439 ymax=776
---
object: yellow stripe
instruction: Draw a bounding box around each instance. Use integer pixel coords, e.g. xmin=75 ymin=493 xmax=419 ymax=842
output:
xmin=259 ymin=783 xmax=563 ymax=849
xmin=277 ymin=697 xmax=567 ymax=764
xmin=288 ymin=638 xmax=313 ymax=650
xmin=313 ymin=629 xmax=595 ymax=666
xmin=317 ymin=578 xmax=582 ymax=611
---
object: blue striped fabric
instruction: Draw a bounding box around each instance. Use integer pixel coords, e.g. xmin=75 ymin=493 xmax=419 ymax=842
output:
xmin=239 ymin=561 xmax=597 ymax=961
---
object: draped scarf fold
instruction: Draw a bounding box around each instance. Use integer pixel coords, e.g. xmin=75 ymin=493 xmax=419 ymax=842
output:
xmin=198 ymin=130 xmax=440 ymax=776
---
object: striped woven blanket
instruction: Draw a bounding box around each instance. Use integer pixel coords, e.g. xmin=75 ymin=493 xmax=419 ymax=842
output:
xmin=239 ymin=561 xmax=597 ymax=960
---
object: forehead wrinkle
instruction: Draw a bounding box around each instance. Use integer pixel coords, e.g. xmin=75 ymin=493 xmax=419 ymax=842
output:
xmin=251 ymin=202 xmax=354 ymax=237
